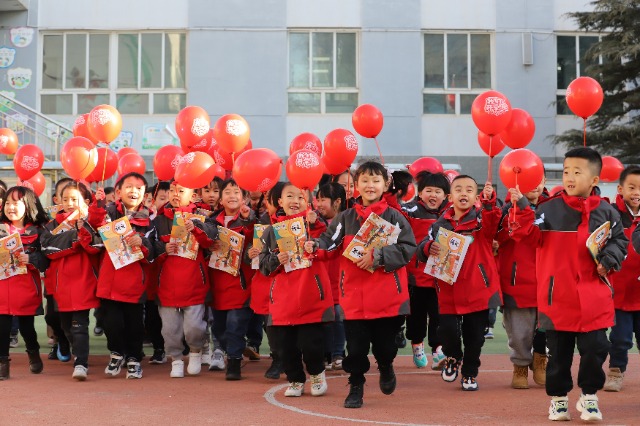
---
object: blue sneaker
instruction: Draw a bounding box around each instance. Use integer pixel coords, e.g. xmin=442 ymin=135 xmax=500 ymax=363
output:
xmin=412 ymin=343 xmax=428 ymax=368
xmin=431 ymin=346 xmax=446 ymax=370
xmin=57 ymin=344 xmax=71 ymax=362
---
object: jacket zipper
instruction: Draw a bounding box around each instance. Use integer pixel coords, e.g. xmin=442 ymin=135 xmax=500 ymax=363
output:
xmin=314 ymin=275 xmax=325 ymax=301
xmin=199 ymin=264 xmax=206 ymax=286
xmin=392 ymin=271 xmax=402 ymax=293
xmin=511 ymin=262 xmax=517 ymax=286
xmin=239 ymin=270 xmax=246 ymax=290
xmin=269 ymin=279 xmax=276 ymax=304
xmin=339 ymin=271 xmax=345 ymax=297
xmin=55 ymin=269 xmax=59 ymax=294
xmin=478 ymin=264 xmax=490 ymax=288
xmin=548 ymin=276 xmax=554 ymax=306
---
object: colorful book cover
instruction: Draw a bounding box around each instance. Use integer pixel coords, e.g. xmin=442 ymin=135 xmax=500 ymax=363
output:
xmin=343 ymin=212 xmax=401 ymax=273
xmin=169 ymin=212 xmax=205 ymax=260
xmin=209 ymin=226 xmax=244 ymax=276
xmin=51 ymin=210 xmax=79 ymax=235
xmin=195 ymin=208 xmax=214 ymax=218
xmin=586 ymin=221 xmax=613 ymax=288
xmin=97 ymin=216 xmax=144 ymax=270
xmin=45 ymin=204 xmax=62 ymax=220
xmin=424 ymin=228 xmax=472 ymax=285
xmin=252 ymin=224 xmax=268 ymax=270
xmin=272 ymin=217 xmax=311 ymax=272
xmin=0 ymin=232 xmax=27 ymax=279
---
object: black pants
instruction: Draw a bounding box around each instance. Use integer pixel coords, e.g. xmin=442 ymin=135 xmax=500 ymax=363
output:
xmin=546 ymin=329 xmax=609 ymax=396
xmin=405 ymin=286 xmax=440 ymax=351
xmin=59 ymin=310 xmax=91 ymax=367
xmin=44 ymin=295 xmax=69 ymax=350
xmin=270 ymin=323 xmax=325 ymax=383
xmin=265 ymin=324 xmax=279 ymax=356
xmin=101 ymin=299 xmax=145 ymax=362
xmin=246 ymin=312 xmax=264 ymax=349
xmin=438 ymin=310 xmax=487 ymax=378
xmin=144 ymin=301 xmax=164 ymax=351
xmin=0 ymin=315 xmax=39 ymax=357
xmin=343 ymin=316 xmax=404 ymax=385
xmin=533 ymin=329 xmax=547 ymax=355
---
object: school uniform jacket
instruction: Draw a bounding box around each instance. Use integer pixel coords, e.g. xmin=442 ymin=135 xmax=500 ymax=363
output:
xmin=510 ymin=191 xmax=627 ymax=332
xmin=315 ymin=198 xmax=416 ymax=320
xmin=249 ymin=212 xmax=275 ymax=315
xmin=612 ymin=194 xmax=640 ymax=311
xmin=152 ymin=203 xmax=217 ymax=308
xmin=259 ymin=211 xmax=334 ymax=326
xmin=40 ymin=211 xmax=102 ymax=312
xmin=417 ymin=195 xmax=502 ymax=316
xmin=0 ymin=223 xmax=48 ymax=315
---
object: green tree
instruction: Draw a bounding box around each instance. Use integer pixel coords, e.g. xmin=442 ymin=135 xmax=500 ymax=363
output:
xmin=555 ymin=0 xmax=640 ymax=162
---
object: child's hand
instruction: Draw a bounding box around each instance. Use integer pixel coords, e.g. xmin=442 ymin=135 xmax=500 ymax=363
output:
xmin=429 ymin=242 xmax=441 ymax=257
xmin=166 ymin=241 xmax=178 ymax=254
xmin=483 ymin=182 xmax=494 ymax=200
xmin=95 ymin=188 xmax=105 ymax=201
xmin=304 ymin=241 xmax=316 ymax=254
xmin=306 ymin=210 xmax=317 ymax=225
xmin=248 ymin=247 xmax=260 ymax=259
xmin=597 ymin=263 xmax=609 ymax=277
xmin=211 ymin=240 xmax=221 ymax=251
xmin=239 ymin=205 xmax=251 ymax=219
xmin=184 ymin=219 xmax=195 ymax=233
xmin=277 ymin=252 xmax=290 ymax=265
xmin=355 ymin=248 xmax=374 ymax=270
xmin=18 ymin=253 xmax=29 ymax=265
xmin=508 ymin=186 xmax=523 ymax=203
xmin=126 ymin=233 xmax=142 ymax=248
xmin=76 ymin=218 xmax=85 ymax=230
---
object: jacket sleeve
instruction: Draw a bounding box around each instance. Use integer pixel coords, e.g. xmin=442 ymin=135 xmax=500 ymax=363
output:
xmin=77 ymin=225 xmax=103 ymax=255
xmin=508 ymin=204 xmax=542 ymax=245
xmin=28 ymin=228 xmax=49 ymax=272
xmin=479 ymin=205 xmax=502 ymax=241
xmin=40 ymin=227 xmax=80 ymax=260
xmin=140 ymin=226 xmax=155 ymax=262
xmin=417 ymin=219 xmax=441 ymax=263
xmin=598 ymin=208 xmax=628 ymax=272
xmin=258 ymin=227 xmax=282 ymax=277
xmin=372 ymin=212 xmax=417 ymax=272
xmin=87 ymin=202 xmax=107 ymax=229
xmin=315 ymin=211 xmax=346 ymax=252
xmin=192 ymin=217 xmax=218 ymax=248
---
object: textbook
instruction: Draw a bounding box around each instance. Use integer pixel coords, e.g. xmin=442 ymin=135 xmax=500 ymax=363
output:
xmin=586 ymin=221 xmax=613 ymax=287
xmin=45 ymin=204 xmax=62 ymax=220
xmin=51 ymin=210 xmax=79 ymax=235
xmin=273 ymin=216 xmax=311 ymax=272
xmin=97 ymin=216 xmax=144 ymax=270
xmin=169 ymin=212 xmax=205 ymax=260
xmin=343 ymin=212 xmax=400 ymax=273
xmin=0 ymin=232 xmax=27 ymax=279
xmin=209 ymin=226 xmax=244 ymax=276
xmin=252 ymin=224 xmax=268 ymax=270
xmin=424 ymin=228 xmax=472 ymax=285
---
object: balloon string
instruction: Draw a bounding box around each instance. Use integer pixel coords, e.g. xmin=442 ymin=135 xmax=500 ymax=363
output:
xmin=100 ymin=146 xmax=108 ymax=186
xmin=373 ymin=137 xmax=385 ymax=165
xmin=583 ymin=118 xmax=587 ymax=147
xmin=487 ymin=156 xmax=493 ymax=184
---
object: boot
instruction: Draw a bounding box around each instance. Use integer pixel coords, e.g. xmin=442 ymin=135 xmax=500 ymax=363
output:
xmin=378 ymin=364 xmax=396 ymax=395
xmin=27 ymin=350 xmax=43 ymax=374
xmin=0 ymin=356 xmax=9 ymax=380
xmin=264 ymin=353 xmax=283 ymax=380
xmin=530 ymin=352 xmax=547 ymax=386
xmin=603 ymin=367 xmax=624 ymax=392
xmin=344 ymin=380 xmax=364 ymax=408
xmin=225 ymin=357 xmax=242 ymax=381
xmin=511 ymin=364 xmax=529 ymax=389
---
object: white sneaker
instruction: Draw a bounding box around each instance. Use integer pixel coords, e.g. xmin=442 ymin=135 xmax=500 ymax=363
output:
xmin=548 ymin=396 xmax=571 ymax=421
xmin=170 ymin=360 xmax=184 ymax=378
xmin=72 ymin=365 xmax=88 ymax=381
xmin=310 ymin=371 xmax=328 ymax=396
xmin=284 ymin=382 xmax=304 ymax=397
xmin=209 ymin=349 xmax=226 ymax=371
xmin=187 ymin=352 xmax=202 ymax=375
xmin=576 ymin=393 xmax=602 ymax=421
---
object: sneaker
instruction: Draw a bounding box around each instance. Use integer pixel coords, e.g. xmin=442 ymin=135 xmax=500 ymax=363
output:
xmin=603 ymin=367 xmax=623 ymax=392
xmin=324 ymin=360 xmax=333 ymax=371
xmin=48 ymin=344 xmax=59 ymax=361
xmin=209 ymin=349 xmax=226 ymax=371
xmin=344 ymin=382 xmax=364 ymax=408
xmin=93 ymin=326 xmax=104 ymax=337
xmin=126 ymin=359 xmax=143 ymax=379
xmin=379 ymin=364 xmax=396 ymax=395
xmin=170 ymin=360 xmax=184 ymax=378
xmin=284 ymin=382 xmax=304 ymax=397
xmin=9 ymin=335 xmax=18 ymax=348
xmin=243 ymin=345 xmax=261 ymax=361
xmin=412 ymin=343 xmax=428 ymax=368
xmin=441 ymin=357 xmax=460 ymax=382
xmin=310 ymin=371 xmax=328 ymax=396
xmin=72 ymin=365 xmax=88 ymax=381
xmin=431 ymin=346 xmax=446 ymax=371
xmin=548 ymin=396 xmax=571 ymax=421
xmin=149 ymin=349 xmax=167 ymax=364
xmin=104 ymin=353 xmax=124 ymax=376
xmin=576 ymin=393 xmax=602 ymax=421
xmin=187 ymin=352 xmax=202 ymax=375
xmin=331 ymin=355 xmax=343 ymax=371
xmin=395 ymin=326 xmax=407 ymax=349
xmin=461 ymin=376 xmax=479 ymax=391
xmin=57 ymin=344 xmax=71 ymax=363
xmin=484 ymin=327 xmax=494 ymax=339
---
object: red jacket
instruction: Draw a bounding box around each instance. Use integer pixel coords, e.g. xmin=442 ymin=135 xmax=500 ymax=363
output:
xmin=153 ymin=203 xmax=217 ymax=308
xmin=249 ymin=212 xmax=275 ymax=315
xmin=0 ymin=223 xmax=48 ymax=316
xmin=510 ymin=192 xmax=628 ymax=332
xmin=259 ymin=211 xmax=333 ymax=325
xmin=315 ymin=199 xmax=416 ymax=320
xmin=40 ymin=212 xmax=101 ymax=312
xmin=611 ymin=194 xmax=640 ymax=311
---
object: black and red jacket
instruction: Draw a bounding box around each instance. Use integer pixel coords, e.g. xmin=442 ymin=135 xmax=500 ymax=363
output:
xmin=249 ymin=211 xmax=276 ymax=315
xmin=612 ymin=194 xmax=640 ymax=311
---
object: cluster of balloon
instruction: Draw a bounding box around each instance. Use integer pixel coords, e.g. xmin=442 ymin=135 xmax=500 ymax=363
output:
xmin=352 ymin=104 xmax=384 ymax=163
xmin=87 ymin=147 xmax=118 ymax=183
xmin=322 ymin=128 xmax=359 ymax=176
xmin=565 ymin=76 xmax=604 ymax=146
xmin=232 ymin=148 xmax=282 ymax=193
xmin=407 ymin=157 xmax=443 ymax=178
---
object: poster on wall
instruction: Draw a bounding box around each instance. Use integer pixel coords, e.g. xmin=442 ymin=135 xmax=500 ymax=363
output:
xmin=7 ymin=68 xmax=32 ymax=90
xmin=0 ymin=47 xmax=16 ymax=68
xmin=10 ymin=27 xmax=34 ymax=48
xmin=110 ymin=131 xmax=134 ymax=152
xmin=142 ymin=123 xmax=178 ymax=155
xmin=0 ymin=91 xmax=15 ymax=113
xmin=7 ymin=112 xmax=28 ymax=134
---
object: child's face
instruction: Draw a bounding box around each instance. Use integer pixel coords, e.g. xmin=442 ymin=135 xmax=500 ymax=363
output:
xmin=154 ymin=189 xmax=169 ymax=209
xmin=201 ymin=183 xmax=220 ymax=207
xmin=169 ymin=183 xmax=194 ymax=208
xmin=62 ymin=188 xmax=89 ymax=216
xmin=337 ymin=173 xmax=355 ymax=199
xmin=419 ymin=186 xmax=447 ymax=209
xmin=116 ymin=177 xmax=146 ymax=210
xmin=448 ymin=177 xmax=478 ymax=212
xmin=143 ymin=193 xmax=153 ymax=209
xmin=279 ymin=185 xmax=307 ymax=216
xmin=248 ymin=191 xmax=262 ymax=209
xmin=105 ymin=192 xmax=115 ymax=203
xmin=356 ymin=171 xmax=387 ymax=206
xmin=316 ymin=196 xmax=338 ymax=219
xmin=618 ymin=174 xmax=640 ymax=210
xmin=524 ymin=177 xmax=546 ymax=203
xmin=4 ymin=196 xmax=25 ymax=223
xmin=221 ymin=184 xmax=243 ymax=213
xmin=264 ymin=196 xmax=278 ymax=216
xmin=563 ymin=157 xmax=599 ymax=198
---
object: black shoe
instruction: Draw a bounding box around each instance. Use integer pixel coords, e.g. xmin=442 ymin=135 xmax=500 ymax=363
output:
xmin=395 ymin=326 xmax=406 ymax=349
xmin=379 ymin=364 xmax=396 ymax=395
xmin=27 ymin=350 xmax=43 ymax=374
xmin=48 ymin=344 xmax=59 ymax=360
xmin=226 ymin=358 xmax=242 ymax=381
xmin=93 ymin=326 xmax=104 ymax=337
xmin=149 ymin=349 xmax=167 ymax=364
xmin=344 ymin=382 xmax=364 ymax=408
xmin=0 ymin=356 xmax=9 ymax=380
xmin=264 ymin=355 xmax=282 ymax=380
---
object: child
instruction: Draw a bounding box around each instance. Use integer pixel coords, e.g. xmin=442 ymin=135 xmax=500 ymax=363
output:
xmin=417 ymin=175 xmax=501 ymax=391
xmin=402 ymin=171 xmax=449 ymax=370
xmin=198 ymin=177 xmax=223 ymax=213
xmin=152 ymin=181 xmax=217 ymax=378
xmin=306 ymin=161 xmax=416 ymax=409
xmin=104 ymin=187 xmax=115 ymax=204
xmin=509 ymin=147 xmax=627 ymax=421
xmin=88 ymin=172 xmax=156 ymax=380
xmin=603 ymin=165 xmax=640 ymax=392
xmin=259 ymin=183 xmax=334 ymax=397
xmin=332 ymin=170 xmax=356 ymax=208
xmin=40 ymin=182 xmax=101 ymax=381
xmin=0 ymin=187 xmax=50 ymax=380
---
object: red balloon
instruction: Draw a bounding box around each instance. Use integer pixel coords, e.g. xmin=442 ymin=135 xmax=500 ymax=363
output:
xmin=289 ymin=133 xmax=322 ymax=156
xmin=499 ymin=149 xmax=544 ymax=193
xmin=471 ymin=90 xmax=513 ymax=136
xmin=87 ymin=147 xmax=118 ymax=183
xmin=0 ymin=128 xmax=19 ymax=155
xmin=187 ymin=129 xmax=214 ymax=153
xmin=154 ymin=145 xmax=185 ymax=181
xmin=117 ymin=147 xmax=137 ymax=160
xmin=174 ymin=152 xmax=216 ymax=189
xmin=322 ymin=154 xmax=349 ymax=175
xmin=550 ymin=185 xmax=564 ymax=196
xmin=61 ymin=137 xmax=99 ymax=180
xmin=500 ymin=108 xmax=536 ymax=149
xmin=213 ymin=139 xmax=253 ymax=171
xmin=232 ymin=148 xmax=283 ymax=192
xmin=211 ymin=164 xmax=226 ymax=180
xmin=175 ymin=106 xmax=211 ymax=150
xmin=407 ymin=157 xmax=443 ymax=177
xmin=402 ymin=183 xmax=416 ymax=202
xmin=13 ymin=144 xmax=44 ymax=180
xmin=352 ymin=104 xmax=384 ymax=138
xmin=286 ymin=150 xmax=323 ymax=190
xmin=117 ymin=153 xmax=146 ymax=176
xmin=212 ymin=113 xmax=250 ymax=154
xmin=18 ymin=172 xmax=46 ymax=196
xmin=72 ymin=114 xmax=98 ymax=145
xmin=600 ymin=156 xmax=624 ymax=183
xmin=566 ymin=76 xmax=604 ymax=119
xmin=443 ymin=169 xmax=460 ymax=183
xmin=324 ymin=129 xmax=358 ymax=166
xmin=477 ymin=131 xmax=506 ymax=158
xmin=87 ymin=104 xmax=122 ymax=144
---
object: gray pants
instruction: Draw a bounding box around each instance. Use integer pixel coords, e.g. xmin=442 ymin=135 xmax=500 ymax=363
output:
xmin=502 ymin=307 xmax=537 ymax=366
xmin=159 ymin=305 xmax=207 ymax=360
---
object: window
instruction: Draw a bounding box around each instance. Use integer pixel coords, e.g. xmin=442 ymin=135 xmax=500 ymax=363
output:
xmin=423 ymin=32 xmax=492 ymax=114
xmin=556 ymin=34 xmax=601 ymax=115
xmin=41 ymin=32 xmax=187 ymax=115
xmin=288 ymin=31 xmax=358 ymax=114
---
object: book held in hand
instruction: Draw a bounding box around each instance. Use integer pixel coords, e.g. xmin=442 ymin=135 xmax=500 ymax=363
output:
xmin=586 ymin=221 xmax=613 ymax=287
xmin=209 ymin=226 xmax=244 ymax=276
xmin=273 ymin=217 xmax=311 ymax=272
xmin=0 ymin=233 xmax=27 ymax=279
xmin=169 ymin=212 xmax=205 ymax=260
xmin=51 ymin=210 xmax=80 ymax=235
xmin=343 ymin=212 xmax=400 ymax=273
xmin=424 ymin=228 xmax=472 ymax=285
xmin=98 ymin=216 xmax=144 ymax=270
xmin=252 ymin=224 xmax=268 ymax=270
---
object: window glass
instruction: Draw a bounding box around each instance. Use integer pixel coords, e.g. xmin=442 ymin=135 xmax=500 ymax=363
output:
xmin=557 ymin=36 xmax=576 ymax=90
xmin=89 ymin=34 xmax=109 ymax=89
xmin=118 ymin=34 xmax=138 ymax=89
xmin=141 ymin=33 xmax=162 ymax=88
xmin=326 ymin=93 xmax=358 ymax=113
xmin=165 ymin=33 xmax=186 ymax=89
xmin=43 ymin=35 xmax=63 ymax=90
xmin=336 ymin=33 xmax=356 ymax=88
xmin=312 ymin=33 xmax=334 ymax=88
xmin=470 ymin=34 xmax=491 ymax=89
xmin=447 ymin=34 xmax=468 ymax=89
xmin=289 ymin=33 xmax=309 ymax=88
xmin=424 ymin=34 xmax=444 ymax=88
xmin=288 ymin=93 xmax=321 ymax=113
xmin=41 ymin=94 xmax=72 ymax=114
xmin=154 ymin=93 xmax=186 ymax=114
xmin=66 ymin=34 xmax=87 ymax=89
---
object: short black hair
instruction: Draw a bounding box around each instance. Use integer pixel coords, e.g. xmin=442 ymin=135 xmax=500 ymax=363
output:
xmin=0 ymin=179 xmax=6 ymax=202
xmin=61 ymin=181 xmax=93 ymax=204
xmin=219 ymin=178 xmax=247 ymax=197
xmin=267 ymin=182 xmax=286 ymax=207
xmin=354 ymin=161 xmax=389 ymax=183
xmin=619 ymin=165 xmax=640 ymax=185
xmin=115 ymin=172 xmax=148 ymax=190
xmin=416 ymin=171 xmax=451 ymax=194
xmin=564 ymin=147 xmax=602 ymax=176
xmin=390 ymin=170 xmax=414 ymax=196
xmin=104 ymin=187 xmax=115 ymax=195
xmin=331 ymin=170 xmax=353 ymax=184
xmin=451 ymin=174 xmax=478 ymax=187
xmin=317 ymin=183 xmax=347 ymax=212
xmin=54 ymin=177 xmax=75 ymax=200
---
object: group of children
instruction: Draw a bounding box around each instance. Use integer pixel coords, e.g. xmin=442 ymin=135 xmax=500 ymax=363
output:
xmin=0 ymin=147 xmax=639 ymax=421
